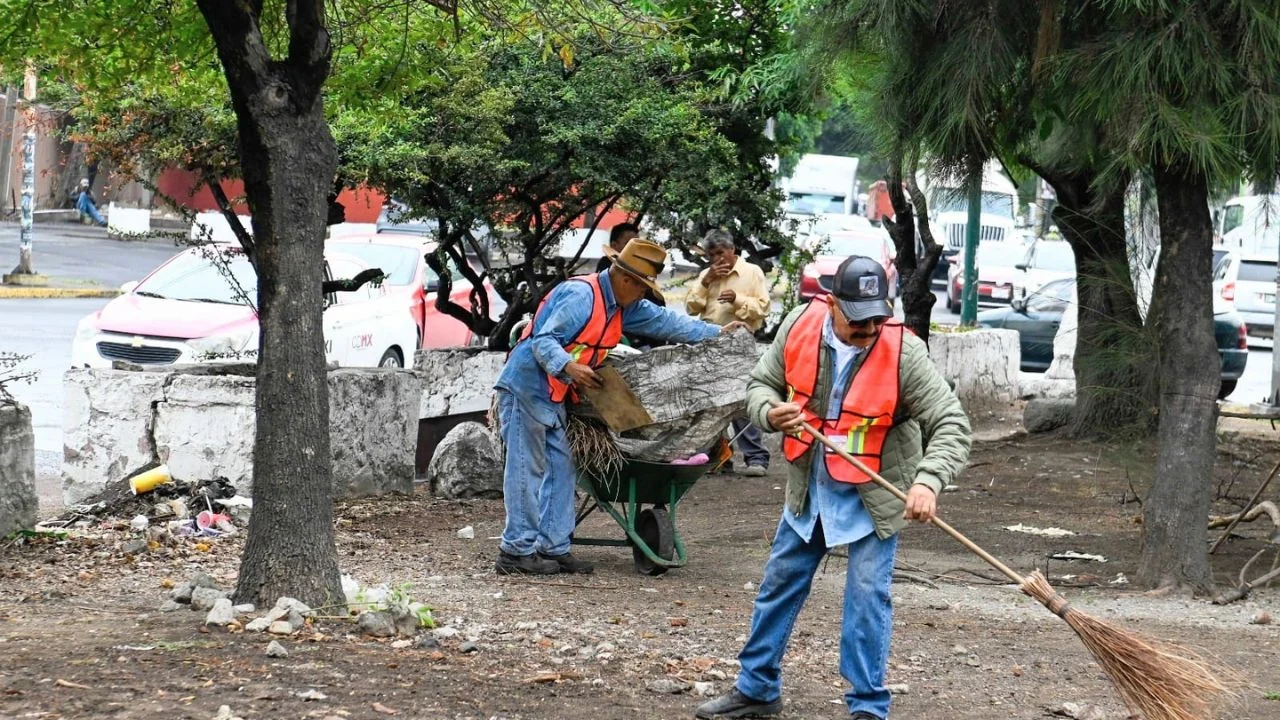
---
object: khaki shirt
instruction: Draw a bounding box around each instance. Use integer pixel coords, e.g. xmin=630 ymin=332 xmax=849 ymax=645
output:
xmin=685 ymin=256 xmax=770 ymax=331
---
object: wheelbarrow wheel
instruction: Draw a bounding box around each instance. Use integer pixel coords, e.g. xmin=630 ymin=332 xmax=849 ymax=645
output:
xmin=632 ymin=507 xmax=675 ymax=576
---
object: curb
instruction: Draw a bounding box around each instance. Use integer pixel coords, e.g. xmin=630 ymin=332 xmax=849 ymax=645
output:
xmin=0 ymin=286 xmax=121 ymax=299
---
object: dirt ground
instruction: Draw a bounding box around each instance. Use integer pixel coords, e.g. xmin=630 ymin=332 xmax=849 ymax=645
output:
xmin=4 ymin=415 xmax=1280 ymax=720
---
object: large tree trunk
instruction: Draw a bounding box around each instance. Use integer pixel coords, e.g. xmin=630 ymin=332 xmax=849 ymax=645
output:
xmin=197 ymin=0 xmax=343 ymax=609
xmin=1051 ymin=180 xmax=1155 ymax=437
xmin=1138 ymin=161 xmax=1219 ymax=593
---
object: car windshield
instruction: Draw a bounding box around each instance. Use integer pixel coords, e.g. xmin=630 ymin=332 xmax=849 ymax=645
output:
xmin=1238 ymin=260 xmax=1277 ymax=283
xmin=136 ymin=248 xmax=257 ymax=305
xmin=931 ymin=189 xmax=1015 ymax=218
xmin=805 ymin=214 xmax=869 ymax=236
xmin=977 ymin=242 xmax=1024 ymax=268
xmin=329 ymin=242 xmax=420 ymax=285
xmin=1032 ymin=243 xmax=1075 ymax=271
xmin=1027 ymin=279 xmax=1074 ymax=312
xmin=787 ymin=192 xmax=845 ymax=215
xmin=824 ymin=232 xmax=885 ymax=258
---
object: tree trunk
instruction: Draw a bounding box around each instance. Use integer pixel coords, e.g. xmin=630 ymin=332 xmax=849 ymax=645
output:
xmin=881 ymin=154 xmax=942 ymax=343
xmin=1138 ymin=161 xmax=1219 ymax=593
xmin=197 ymin=0 xmax=343 ymax=609
xmin=1054 ymin=182 xmax=1155 ymax=437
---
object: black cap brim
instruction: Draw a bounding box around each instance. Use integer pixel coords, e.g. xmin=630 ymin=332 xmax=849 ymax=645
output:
xmin=836 ymin=297 xmax=893 ymax=322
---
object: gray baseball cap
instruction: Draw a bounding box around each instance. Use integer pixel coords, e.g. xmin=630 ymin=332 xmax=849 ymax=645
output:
xmin=830 ymin=256 xmax=892 ymax=322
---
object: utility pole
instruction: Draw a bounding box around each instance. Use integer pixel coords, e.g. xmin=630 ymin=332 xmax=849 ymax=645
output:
xmin=959 ymin=173 xmax=981 ymax=326
xmin=7 ymin=64 xmax=37 ymax=279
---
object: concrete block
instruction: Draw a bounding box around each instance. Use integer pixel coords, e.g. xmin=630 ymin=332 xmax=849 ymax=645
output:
xmin=0 ymin=403 xmax=38 ymax=536
xmin=62 ymin=369 xmax=170 ymax=505
xmin=928 ymin=329 xmax=1021 ymax=410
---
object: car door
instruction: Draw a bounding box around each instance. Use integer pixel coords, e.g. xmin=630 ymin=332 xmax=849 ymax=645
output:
xmin=323 ymin=257 xmax=378 ymax=367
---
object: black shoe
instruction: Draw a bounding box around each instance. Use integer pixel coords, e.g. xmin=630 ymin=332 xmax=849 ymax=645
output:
xmin=538 ymin=551 xmax=594 ymax=574
xmin=850 ymin=713 xmax=883 ymax=720
xmin=694 ymin=689 xmax=782 ymax=718
xmin=495 ymin=551 xmax=560 ymax=576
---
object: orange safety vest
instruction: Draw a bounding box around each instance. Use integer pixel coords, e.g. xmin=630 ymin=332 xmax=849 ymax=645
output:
xmin=519 ymin=274 xmax=623 ymax=403
xmin=781 ymin=296 xmax=904 ymax=484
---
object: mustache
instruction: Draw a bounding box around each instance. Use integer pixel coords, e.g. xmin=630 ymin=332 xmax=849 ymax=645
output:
xmin=850 ymin=330 xmax=880 ymax=339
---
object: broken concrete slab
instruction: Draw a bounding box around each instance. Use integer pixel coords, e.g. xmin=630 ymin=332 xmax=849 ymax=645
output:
xmin=0 ymin=402 xmax=38 ymax=537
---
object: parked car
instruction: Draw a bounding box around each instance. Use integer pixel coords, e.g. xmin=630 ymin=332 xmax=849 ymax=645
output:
xmin=797 ymin=224 xmax=898 ymax=301
xmin=945 ymin=240 xmax=1026 ymax=311
xmin=71 ymin=244 xmax=419 ymax=369
xmin=327 ymin=234 xmax=504 ymax=350
xmin=977 ymin=277 xmax=1248 ymax=398
xmin=1013 ymin=239 xmax=1076 ymax=298
xmin=1213 ymin=250 xmax=1276 ymax=343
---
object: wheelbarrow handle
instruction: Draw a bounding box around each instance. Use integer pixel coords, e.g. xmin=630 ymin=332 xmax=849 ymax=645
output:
xmin=767 ymin=400 xmax=1025 ymax=585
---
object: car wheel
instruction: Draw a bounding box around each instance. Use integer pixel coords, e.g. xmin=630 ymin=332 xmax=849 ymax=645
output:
xmin=1218 ymin=379 xmax=1237 ymax=400
xmin=378 ymin=348 xmax=404 ymax=368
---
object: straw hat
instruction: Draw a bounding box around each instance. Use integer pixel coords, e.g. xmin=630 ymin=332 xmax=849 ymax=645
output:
xmin=603 ymin=238 xmax=666 ymax=295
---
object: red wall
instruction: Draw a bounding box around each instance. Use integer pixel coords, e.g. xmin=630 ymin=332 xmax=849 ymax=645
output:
xmin=154 ymin=169 xmax=386 ymax=223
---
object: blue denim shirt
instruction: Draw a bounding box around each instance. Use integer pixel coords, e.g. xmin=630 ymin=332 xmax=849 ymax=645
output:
xmin=783 ymin=315 xmax=876 ymax=547
xmin=495 ymin=269 xmax=723 ymax=427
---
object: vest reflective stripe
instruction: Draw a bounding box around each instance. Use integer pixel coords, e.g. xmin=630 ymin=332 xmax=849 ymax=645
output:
xmin=780 ymin=297 xmax=904 ymax=484
xmin=519 ymin=274 xmax=623 ymax=403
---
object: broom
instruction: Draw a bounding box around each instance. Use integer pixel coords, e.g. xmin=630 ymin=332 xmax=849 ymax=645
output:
xmin=781 ymin=407 xmax=1240 ymax=720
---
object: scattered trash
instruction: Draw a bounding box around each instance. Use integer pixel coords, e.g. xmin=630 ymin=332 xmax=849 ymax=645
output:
xmin=1004 ymin=523 xmax=1076 ymax=537
xmin=671 ymin=453 xmax=709 ymax=466
xmin=129 ymin=515 xmax=150 ymax=532
xmin=128 ymin=464 xmax=172 ymax=495
xmin=457 ymin=525 xmax=475 ymax=540
xmin=1049 ymin=552 xmax=1107 ymax=563
xmin=1109 ymin=573 xmax=1129 ymax=586
xmin=296 ymin=689 xmax=327 ymax=702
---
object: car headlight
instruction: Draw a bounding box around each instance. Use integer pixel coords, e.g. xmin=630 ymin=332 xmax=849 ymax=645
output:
xmin=187 ymin=330 xmax=257 ymax=361
xmin=73 ymin=316 xmax=98 ymax=345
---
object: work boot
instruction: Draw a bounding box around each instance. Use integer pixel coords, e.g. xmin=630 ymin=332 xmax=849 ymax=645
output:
xmin=694 ymin=689 xmax=782 ymax=718
xmin=538 ymin=551 xmax=595 ymax=574
xmin=850 ymin=713 xmax=883 ymax=720
xmin=742 ymin=463 xmax=768 ymax=477
xmin=495 ymin=551 xmax=559 ymax=576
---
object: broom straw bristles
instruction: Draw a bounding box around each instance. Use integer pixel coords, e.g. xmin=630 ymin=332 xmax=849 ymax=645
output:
xmin=1020 ymin=571 xmax=1243 ymax=720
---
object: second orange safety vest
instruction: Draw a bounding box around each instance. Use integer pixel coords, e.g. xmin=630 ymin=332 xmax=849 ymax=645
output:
xmin=781 ymin=296 xmax=904 ymax=484
xmin=519 ymin=274 xmax=623 ymax=403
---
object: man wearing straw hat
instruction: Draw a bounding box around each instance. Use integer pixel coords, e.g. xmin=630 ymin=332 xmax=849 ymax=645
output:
xmin=495 ymin=238 xmax=747 ymax=576
xmin=696 ymin=256 xmax=971 ymax=720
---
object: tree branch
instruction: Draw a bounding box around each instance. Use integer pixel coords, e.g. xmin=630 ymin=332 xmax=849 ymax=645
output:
xmin=285 ymin=0 xmax=332 ymax=97
xmin=205 ymin=174 xmax=257 ymax=263
xmin=194 ymin=0 xmax=273 ymax=101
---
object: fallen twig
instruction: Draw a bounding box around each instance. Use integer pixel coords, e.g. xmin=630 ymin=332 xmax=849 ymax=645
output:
xmin=55 ymin=679 xmax=91 ymax=690
xmin=1210 ymin=460 xmax=1280 ymax=554
xmin=498 ymin=577 xmax=622 ymax=590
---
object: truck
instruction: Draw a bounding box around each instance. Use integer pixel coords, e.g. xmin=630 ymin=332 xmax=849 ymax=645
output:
xmin=780 ymin=154 xmax=860 ymax=217
xmin=1216 ymin=193 xmax=1280 ymax=255
xmin=917 ymin=162 xmax=1020 ymax=287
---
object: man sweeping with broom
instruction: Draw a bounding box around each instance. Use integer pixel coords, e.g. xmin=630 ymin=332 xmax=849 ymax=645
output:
xmin=696 ymin=255 xmax=972 ymax=720
xmin=699 ymin=256 xmax=1239 ymax=720
xmin=495 ymin=238 xmax=747 ymax=576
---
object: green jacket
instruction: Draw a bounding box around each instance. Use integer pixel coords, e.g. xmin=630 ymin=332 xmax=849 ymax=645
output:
xmin=746 ymin=306 xmax=972 ymax=539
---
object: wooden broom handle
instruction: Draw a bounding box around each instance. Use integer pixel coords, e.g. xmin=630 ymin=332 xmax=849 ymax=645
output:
xmin=772 ymin=402 xmax=1026 ymax=585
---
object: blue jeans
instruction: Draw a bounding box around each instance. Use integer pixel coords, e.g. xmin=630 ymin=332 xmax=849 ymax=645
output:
xmin=732 ymin=417 xmax=770 ymax=467
xmin=736 ymin=516 xmax=898 ymax=718
xmin=76 ymin=192 xmax=106 ymax=226
xmin=496 ymin=390 xmax=576 ymax=557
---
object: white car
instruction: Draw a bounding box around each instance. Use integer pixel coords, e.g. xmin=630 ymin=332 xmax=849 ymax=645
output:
xmin=1013 ymin=240 xmax=1076 ymax=299
xmin=1214 ymin=249 xmax=1276 ymax=342
xmin=71 ymin=244 xmax=419 ymax=369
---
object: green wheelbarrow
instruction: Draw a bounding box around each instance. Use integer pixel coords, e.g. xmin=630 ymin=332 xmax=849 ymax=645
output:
xmin=572 ymin=452 xmax=719 ymax=576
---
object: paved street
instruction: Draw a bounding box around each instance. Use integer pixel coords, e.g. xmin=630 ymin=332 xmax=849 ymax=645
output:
xmin=0 ymin=223 xmax=180 ymax=289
